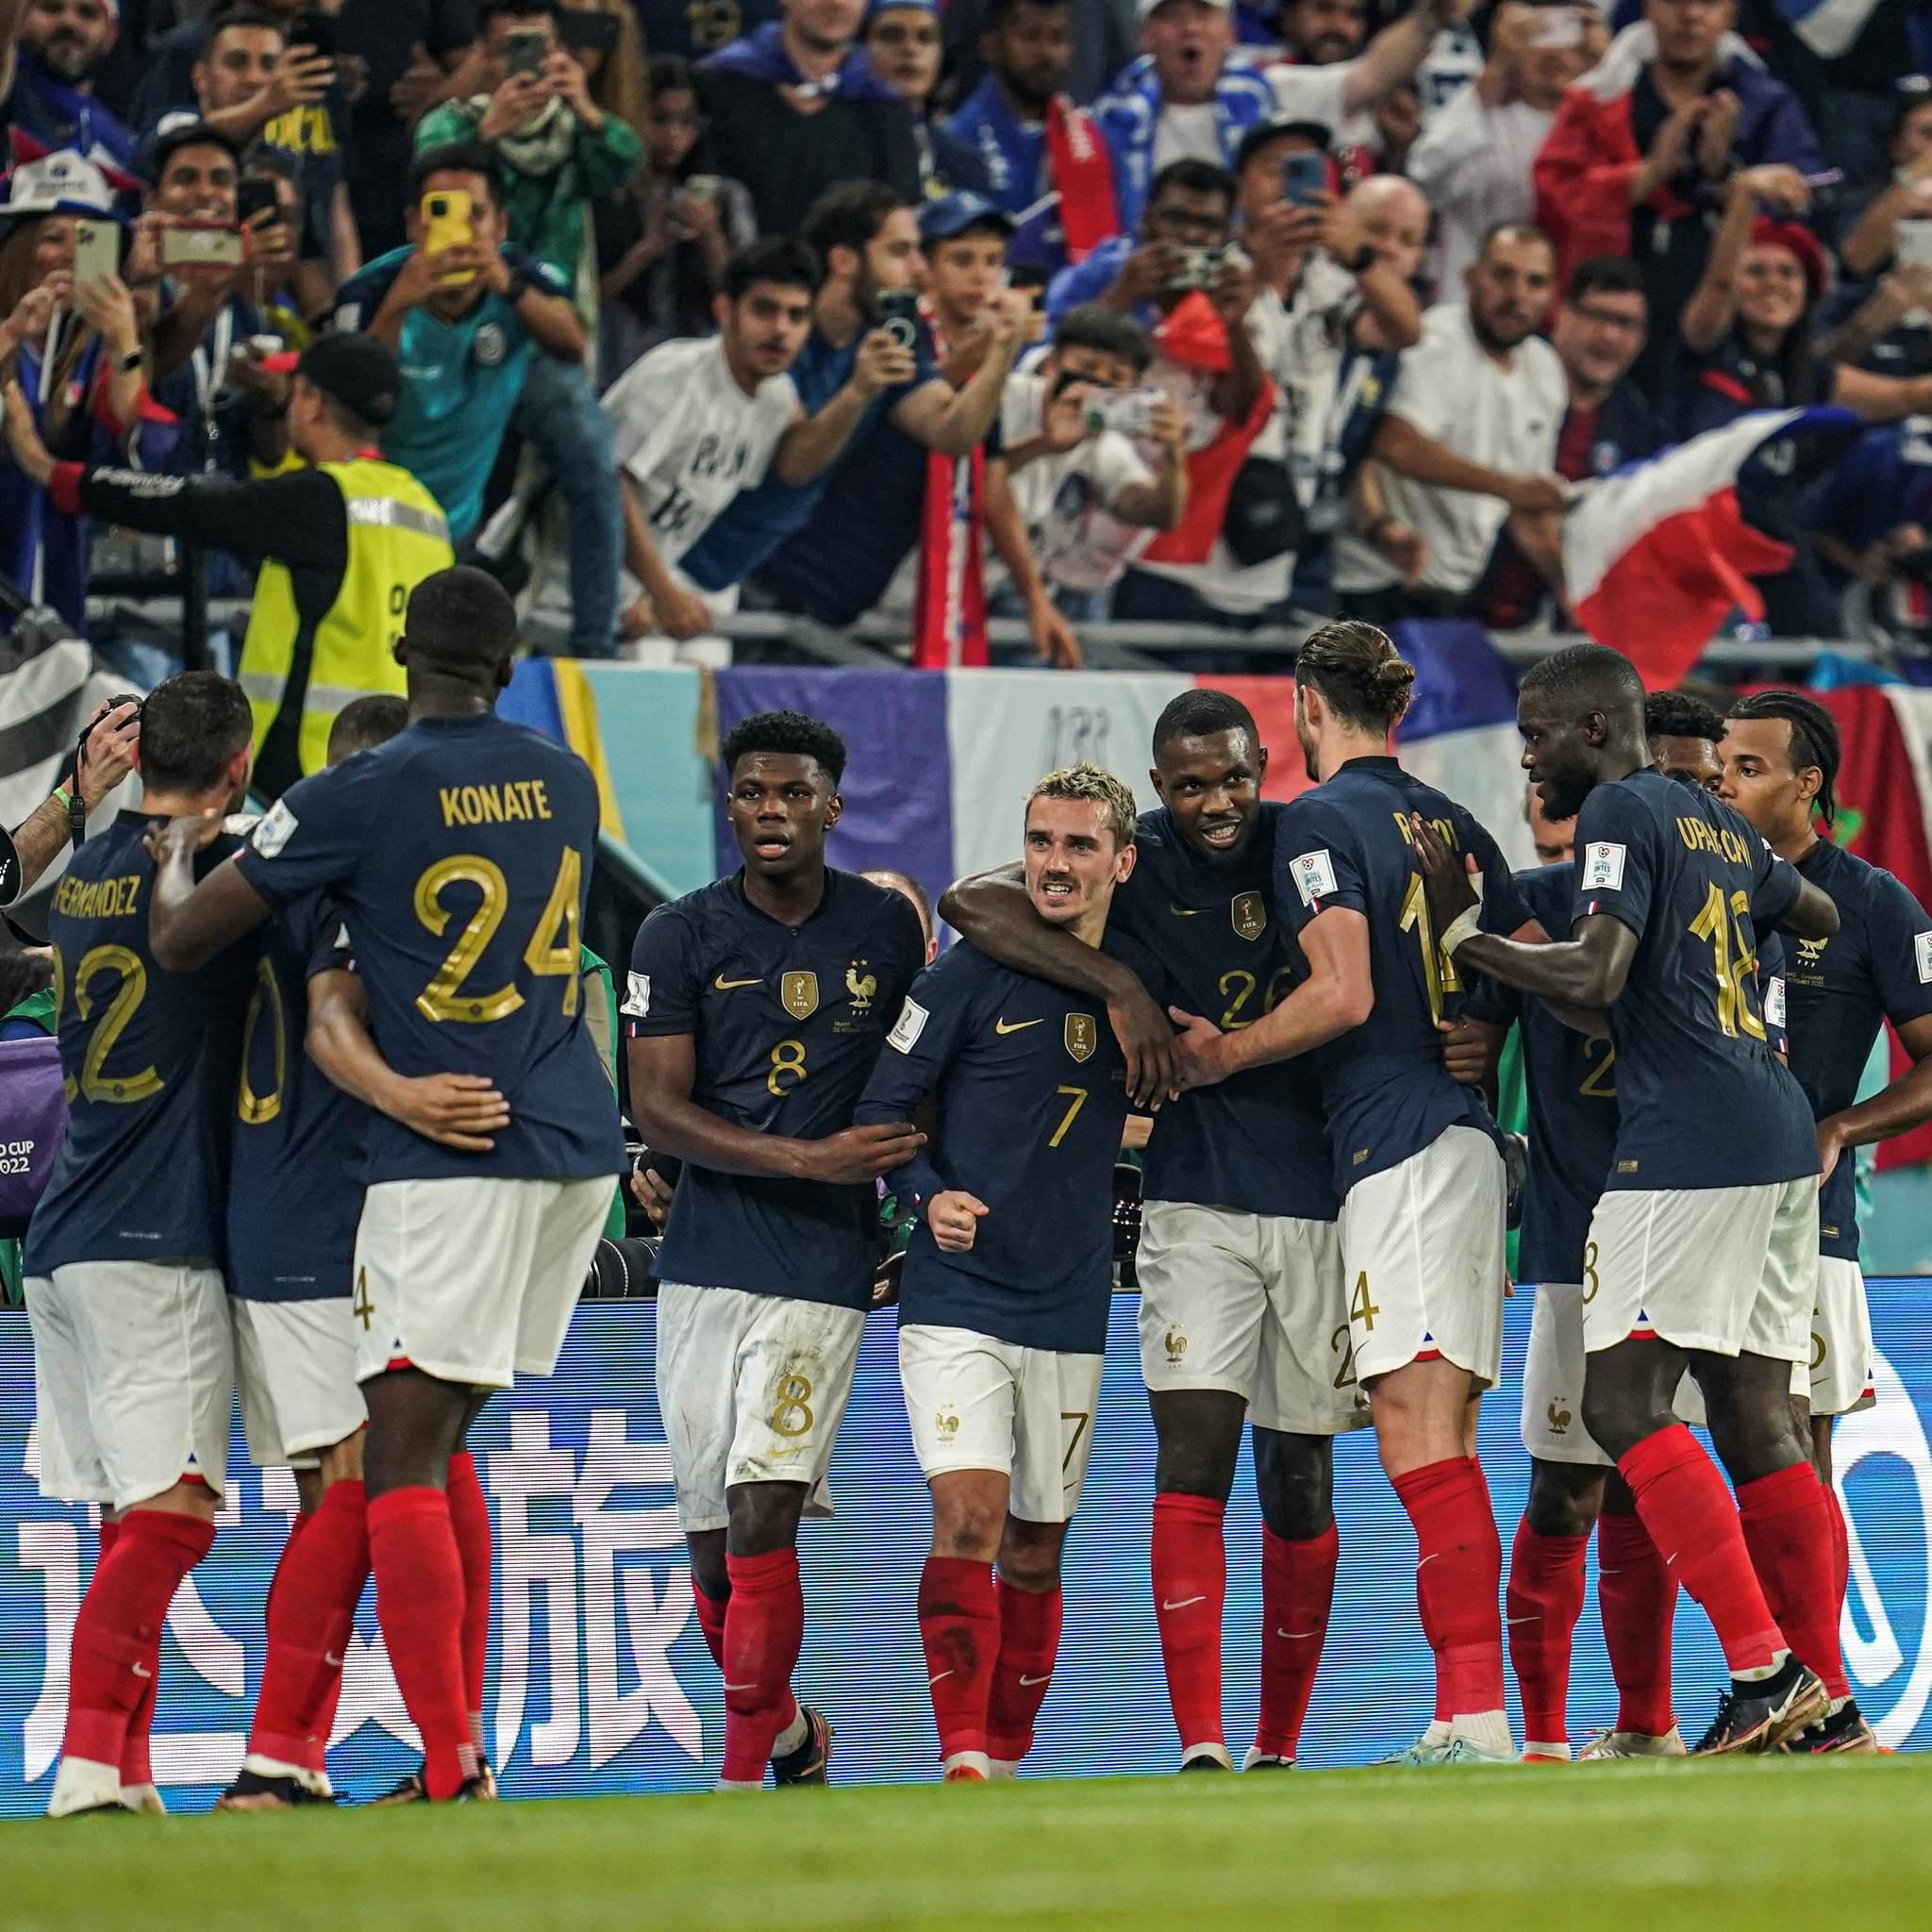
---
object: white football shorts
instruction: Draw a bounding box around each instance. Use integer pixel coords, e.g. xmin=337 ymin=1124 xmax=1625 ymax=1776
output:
xmin=1808 ymin=1255 xmax=1875 ymax=1417
xmin=655 ymin=1282 xmax=864 ymax=1533
xmin=26 ymin=1261 xmax=232 ymax=1509
xmin=232 ymin=1296 xmax=366 ymax=1469
xmin=352 ymin=1174 xmax=611 ymax=1389
xmin=899 ymin=1323 xmax=1105 ymax=1524
xmin=1136 ymin=1201 xmax=1370 ymax=1435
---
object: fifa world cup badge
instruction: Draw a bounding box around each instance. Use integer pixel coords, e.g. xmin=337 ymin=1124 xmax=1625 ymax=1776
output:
xmin=1064 ymin=1013 xmax=1097 ymax=1062
xmin=782 ymin=971 xmax=820 ymax=1020
xmin=1230 ymin=891 xmax=1266 ymax=941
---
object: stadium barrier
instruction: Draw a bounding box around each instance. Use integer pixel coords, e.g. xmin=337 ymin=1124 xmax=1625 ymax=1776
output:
xmin=4 ymin=1281 xmax=1931 ymax=1813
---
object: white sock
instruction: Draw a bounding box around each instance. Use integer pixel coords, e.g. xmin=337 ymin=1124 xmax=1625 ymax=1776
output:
xmin=942 ymin=1750 xmax=991 ymax=1780
xmin=770 ymin=1705 xmax=808 ymax=1760
xmin=988 ymin=1758 xmax=1021 ymax=1781
xmin=715 ymin=1777 xmax=765 ymax=1792
xmin=48 ymin=1757 xmax=122 ymax=1818
xmin=1452 ymin=1709 xmax=1514 ymax=1757
xmin=1522 ymin=1740 xmax=1571 ymax=1762
xmin=1735 ymin=1647 xmax=1790 ymax=1685
xmin=1182 ymin=1742 xmax=1232 ymax=1770
xmin=1421 ymin=1719 xmax=1453 ymax=1749
xmin=117 ymin=1782 xmax=166 ymax=1815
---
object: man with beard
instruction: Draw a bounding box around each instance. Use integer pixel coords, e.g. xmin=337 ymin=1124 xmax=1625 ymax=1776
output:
xmin=1333 ymin=222 xmax=1568 ymax=624
xmin=0 ymin=0 xmax=134 ymax=168
xmin=942 ymin=690 xmax=1362 ymax=1774
xmin=941 ymin=0 xmax=1119 ymax=280
xmin=1416 ymin=641 xmax=1843 ymax=1755
xmin=698 ymin=0 xmax=921 ymax=240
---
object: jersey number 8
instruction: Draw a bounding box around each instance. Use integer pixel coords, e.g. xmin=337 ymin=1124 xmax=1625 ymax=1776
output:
xmin=413 ymin=847 xmax=583 ymax=1024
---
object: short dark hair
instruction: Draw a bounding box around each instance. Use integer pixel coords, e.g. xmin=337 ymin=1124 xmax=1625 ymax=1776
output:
xmin=148 ymin=120 xmax=244 ymax=188
xmin=139 ymin=671 xmax=254 ymax=793
xmin=1724 ymin=688 xmax=1842 ymax=827
xmin=1643 ymin=690 xmax=1724 ymax=747
xmin=1296 ymin=619 xmax=1416 ymax=731
xmin=0 ymin=946 xmax=54 ymax=1020
xmin=1147 ymin=158 xmax=1235 ymax=213
xmin=327 ymin=693 xmax=409 ymax=763
xmin=986 ymin=0 xmax=1067 ymax=28
xmin=720 ymin=710 xmax=847 ymax=789
xmin=1519 ymin=641 xmax=1645 ymax=717
xmin=721 ymin=237 xmax=822 ymax=305
xmin=409 ymin=142 xmax=500 ymax=208
xmin=202 ymin=9 xmax=286 ymax=49
xmin=1479 ymin=219 xmax=1555 ymax=262
xmin=1054 ymin=303 xmax=1152 ymax=374
xmin=1153 ymin=687 xmax=1258 ymax=756
xmin=647 ymin=53 xmax=695 ymax=94
xmin=479 ymin=0 xmax=557 ymax=27
xmin=1566 ymin=255 xmax=1645 ymax=307
xmin=404 ymin=566 xmax=520 ymax=671
xmin=802 ymin=181 xmax=908 ymax=266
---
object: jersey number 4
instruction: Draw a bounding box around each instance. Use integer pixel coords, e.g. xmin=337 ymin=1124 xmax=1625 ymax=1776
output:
xmin=413 ymin=847 xmax=583 ymax=1024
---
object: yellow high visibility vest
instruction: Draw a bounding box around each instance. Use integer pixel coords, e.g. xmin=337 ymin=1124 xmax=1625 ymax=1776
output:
xmin=237 ymin=458 xmax=454 ymax=779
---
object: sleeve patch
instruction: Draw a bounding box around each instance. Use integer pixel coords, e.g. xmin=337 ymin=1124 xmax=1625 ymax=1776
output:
xmin=888 ymin=995 xmax=928 ymax=1054
xmin=251 ymin=797 xmax=298 ymax=858
xmin=1766 ymin=974 xmax=1786 ymax=1031
xmin=622 ymin=971 xmax=650 ymax=1018
xmin=1582 ymin=841 xmax=1625 ymax=891
xmin=1917 ymin=933 xmax=1932 ymax=985
xmin=1288 ymin=849 xmax=1338 ymax=908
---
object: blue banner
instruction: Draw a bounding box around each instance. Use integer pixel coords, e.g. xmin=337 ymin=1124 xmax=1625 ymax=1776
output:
xmin=3 ymin=1285 xmax=1929 ymax=1812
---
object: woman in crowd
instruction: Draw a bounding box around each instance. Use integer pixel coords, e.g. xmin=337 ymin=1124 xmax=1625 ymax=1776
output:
xmin=594 ymin=56 xmax=758 ymax=383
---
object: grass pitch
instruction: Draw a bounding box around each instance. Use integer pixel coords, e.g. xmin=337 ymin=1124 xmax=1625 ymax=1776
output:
xmin=8 ymin=1757 xmax=1930 ymax=1932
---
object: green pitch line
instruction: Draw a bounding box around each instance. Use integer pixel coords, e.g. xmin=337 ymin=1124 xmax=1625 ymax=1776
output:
xmin=7 ymin=1757 xmax=1931 ymax=1932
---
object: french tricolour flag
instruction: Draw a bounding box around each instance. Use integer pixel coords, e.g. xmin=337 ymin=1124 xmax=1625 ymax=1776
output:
xmin=1561 ymin=406 xmax=1863 ymax=691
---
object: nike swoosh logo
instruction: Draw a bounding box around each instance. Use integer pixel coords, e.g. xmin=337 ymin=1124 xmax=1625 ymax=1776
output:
xmin=1169 ymin=905 xmax=1200 ymax=917
xmin=325 ymin=1653 xmax=343 ymax=1669
xmin=713 ymin=975 xmax=760 ymax=991
xmin=723 ymin=1681 xmax=759 ymax=1692
xmin=1505 ymin=1615 xmax=1540 ymax=1625
xmin=1275 ymin=1628 xmax=1318 ymax=1641
xmin=132 ymin=1661 xmax=153 ymax=1678
xmin=927 ymin=1670 xmax=954 ymax=1686
xmin=1019 ymin=1674 xmax=1052 ymax=1687
xmin=1161 ymin=1596 xmax=1207 ymax=1611
xmin=994 ymin=1018 xmax=1042 ymax=1035
xmin=1417 ymin=1553 xmax=1440 ymax=1569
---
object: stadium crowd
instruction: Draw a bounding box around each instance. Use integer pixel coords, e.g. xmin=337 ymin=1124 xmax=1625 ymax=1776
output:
xmin=1 ymin=0 xmax=1931 ymax=692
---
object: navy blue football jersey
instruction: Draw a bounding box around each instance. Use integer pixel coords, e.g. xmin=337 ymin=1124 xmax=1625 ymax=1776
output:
xmin=233 ymin=714 xmax=625 ymax=1186
xmin=1110 ymin=804 xmax=1336 ymax=1222
xmin=1785 ymin=839 xmax=1932 ymax=1260
xmin=1469 ymin=864 xmax=1618 ymax=1286
xmin=1569 ymin=770 xmax=1815 ymax=1191
xmin=25 ymin=814 xmax=256 ymax=1274
xmin=625 ymin=869 xmax=926 ymax=1309
xmin=1273 ymin=757 xmax=1531 ymax=1196
xmin=225 ymin=891 xmax=364 ymax=1302
xmin=855 ymin=933 xmax=1158 ymax=1354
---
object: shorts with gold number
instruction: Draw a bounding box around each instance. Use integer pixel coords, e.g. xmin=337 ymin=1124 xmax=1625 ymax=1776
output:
xmin=656 ymin=1282 xmax=864 ymax=1533
xmin=1136 ymin=1201 xmax=1370 ymax=1434
xmin=233 ymin=1295 xmax=366 ymax=1469
xmin=352 ymin=1174 xmax=612 ymax=1390
xmin=1583 ymin=1179 xmax=1818 ymax=1363
xmin=899 ymin=1323 xmax=1104 ymax=1524
xmin=1337 ymin=1125 xmax=1507 ymax=1387
xmin=26 ymin=1261 xmax=232 ymax=1509
xmin=1809 ymin=1254 xmax=1875 ymax=1416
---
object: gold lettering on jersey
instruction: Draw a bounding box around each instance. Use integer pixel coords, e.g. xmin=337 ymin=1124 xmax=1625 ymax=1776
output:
xmin=52 ymin=873 xmax=142 ymax=920
xmin=1230 ymin=891 xmax=1266 ymax=941
xmin=1393 ymin=812 xmax=1458 ymax=850
xmin=1674 ymin=817 xmax=1749 ymax=865
xmin=781 ymin=971 xmax=819 ymax=1020
xmin=845 ymin=960 xmax=876 ymax=1014
xmin=438 ymin=780 xmax=554 ymax=827
xmin=1064 ymin=1012 xmax=1097 ymax=1062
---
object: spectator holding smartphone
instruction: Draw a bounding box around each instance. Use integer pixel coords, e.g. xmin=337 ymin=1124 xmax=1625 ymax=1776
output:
xmin=0 ymin=148 xmax=174 ymax=633
xmin=594 ymin=55 xmax=758 ymax=376
xmin=414 ymin=0 xmax=639 ymax=655
xmin=333 ymin=142 xmax=587 ymax=545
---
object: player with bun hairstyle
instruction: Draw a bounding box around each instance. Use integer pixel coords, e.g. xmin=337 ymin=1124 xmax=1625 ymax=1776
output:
xmin=1170 ymin=620 xmax=1539 ymax=1764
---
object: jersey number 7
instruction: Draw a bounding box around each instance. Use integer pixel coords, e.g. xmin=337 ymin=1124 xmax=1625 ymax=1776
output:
xmin=414 ymin=847 xmax=583 ymax=1024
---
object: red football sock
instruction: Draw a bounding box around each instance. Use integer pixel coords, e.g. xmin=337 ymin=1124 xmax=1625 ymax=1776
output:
xmin=1150 ymin=1492 xmax=1226 ymax=1754
xmin=1738 ymin=1461 xmax=1847 ymax=1699
xmin=917 ymin=1554 xmax=999 ymax=1761
xmin=368 ymin=1487 xmax=475 ymax=1800
xmin=692 ymin=1578 xmax=728 ymax=1673
xmin=96 ymin=1520 xmax=158 ymax=1790
xmin=1618 ymin=1424 xmax=1782 ymax=1676
xmin=250 ymin=1480 xmax=370 ymax=1773
xmin=1506 ymin=1522 xmax=1589 ymax=1749
xmin=986 ymin=1578 xmax=1061 ymax=1762
xmin=63 ymin=1510 xmax=213 ymax=1770
xmin=720 ymin=1549 xmax=804 ymax=1783
xmin=1257 ymin=1523 xmax=1338 ymax=1760
xmin=1595 ymin=1507 xmax=1675 ymax=1736
xmin=446 ymin=1451 xmax=491 ymax=1756
xmin=1391 ymin=1457 xmax=1505 ymax=1719
xmin=1824 ymin=1480 xmax=1850 ymax=1614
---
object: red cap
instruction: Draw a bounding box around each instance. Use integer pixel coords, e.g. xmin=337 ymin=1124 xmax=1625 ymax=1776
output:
xmin=1749 ymin=219 xmax=1829 ymax=303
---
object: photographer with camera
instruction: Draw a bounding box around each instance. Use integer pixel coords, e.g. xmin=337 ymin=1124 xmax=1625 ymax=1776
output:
xmin=2 ymin=696 xmax=141 ymax=910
